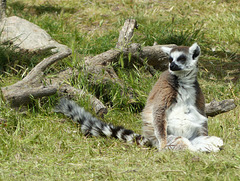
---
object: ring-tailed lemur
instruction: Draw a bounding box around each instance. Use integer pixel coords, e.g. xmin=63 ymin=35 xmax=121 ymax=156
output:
xmin=55 ymin=43 xmax=223 ymax=152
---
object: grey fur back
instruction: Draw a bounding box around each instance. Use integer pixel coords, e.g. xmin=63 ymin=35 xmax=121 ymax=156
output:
xmin=55 ymin=98 xmax=151 ymax=146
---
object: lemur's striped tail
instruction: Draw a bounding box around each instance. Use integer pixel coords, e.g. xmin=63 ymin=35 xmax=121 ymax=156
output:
xmin=55 ymin=98 xmax=151 ymax=147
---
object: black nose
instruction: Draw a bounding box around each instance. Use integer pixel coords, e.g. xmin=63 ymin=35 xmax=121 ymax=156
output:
xmin=170 ymin=62 xmax=181 ymax=71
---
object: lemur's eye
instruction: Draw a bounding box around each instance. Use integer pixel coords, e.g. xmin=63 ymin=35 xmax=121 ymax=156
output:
xmin=177 ymin=55 xmax=187 ymax=63
xmin=169 ymin=57 xmax=173 ymax=63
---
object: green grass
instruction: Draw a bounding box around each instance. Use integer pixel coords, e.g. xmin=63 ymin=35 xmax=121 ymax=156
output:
xmin=0 ymin=0 xmax=240 ymax=180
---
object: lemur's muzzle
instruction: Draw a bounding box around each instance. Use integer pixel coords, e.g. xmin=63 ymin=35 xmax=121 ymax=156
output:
xmin=170 ymin=62 xmax=181 ymax=71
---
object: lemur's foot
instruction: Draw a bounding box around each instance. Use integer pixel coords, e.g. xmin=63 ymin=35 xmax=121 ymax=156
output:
xmin=191 ymin=136 xmax=224 ymax=152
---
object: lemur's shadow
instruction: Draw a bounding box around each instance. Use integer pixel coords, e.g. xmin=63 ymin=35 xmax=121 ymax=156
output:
xmin=9 ymin=1 xmax=77 ymax=16
xmin=200 ymin=50 xmax=240 ymax=83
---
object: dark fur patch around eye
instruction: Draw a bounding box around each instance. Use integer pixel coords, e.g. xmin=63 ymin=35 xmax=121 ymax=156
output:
xmin=176 ymin=55 xmax=187 ymax=63
xmin=169 ymin=56 xmax=173 ymax=63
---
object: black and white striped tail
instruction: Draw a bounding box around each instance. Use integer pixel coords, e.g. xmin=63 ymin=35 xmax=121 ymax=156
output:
xmin=55 ymin=98 xmax=151 ymax=147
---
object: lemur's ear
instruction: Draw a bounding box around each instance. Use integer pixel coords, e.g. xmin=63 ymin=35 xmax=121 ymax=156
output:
xmin=189 ymin=43 xmax=201 ymax=60
xmin=161 ymin=46 xmax=172 ymax=55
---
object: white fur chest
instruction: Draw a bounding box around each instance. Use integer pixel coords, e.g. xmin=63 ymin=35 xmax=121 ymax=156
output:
xmin=166 ymin=81 xmax=207 ymax=139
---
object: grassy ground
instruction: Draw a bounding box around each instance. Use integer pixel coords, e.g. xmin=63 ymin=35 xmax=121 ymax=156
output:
xmin=1 ymin=0 xmax=240 ymax=180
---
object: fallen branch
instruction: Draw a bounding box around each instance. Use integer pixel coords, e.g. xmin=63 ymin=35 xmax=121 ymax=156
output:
xmin=47 ymin=68 xmax=108 ymax=116
xmin=59 ymin=85 xmax=107 ymax=117
xmin=205 ymin=99 xmax=236 ymax=117
xmin=0 ymin=16 xmax=106 ymax=115
xmin=85 ymin=19 xmax=175 ymax=72
xmin=141 ymin=44 xmax=176 ymax=70
xmin=84 ymin=19 xmax=175 ymax=92
xmin=1 ymin=49 xmax=71 ymax=106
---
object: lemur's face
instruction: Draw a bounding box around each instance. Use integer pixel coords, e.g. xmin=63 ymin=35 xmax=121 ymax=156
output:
xmin=161 ymin=43 xmax=201 ymax=75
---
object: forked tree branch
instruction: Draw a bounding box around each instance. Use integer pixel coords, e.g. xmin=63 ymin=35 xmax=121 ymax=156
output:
xmin=0 ymin=16 xmax=107 ymax=115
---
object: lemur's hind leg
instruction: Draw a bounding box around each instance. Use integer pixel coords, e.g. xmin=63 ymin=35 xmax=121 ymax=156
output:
xmin=164 ymin=135 xmax=223 ymax=152
xmin=165 ymin=135 xmax=197 ymax=151
xmin=191 ymin=136 xmax=223 ymax=152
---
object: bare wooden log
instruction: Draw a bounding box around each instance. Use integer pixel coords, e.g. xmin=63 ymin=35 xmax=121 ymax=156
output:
xmin=58 ymin=85 xmax=107 ymax=117
xmin=46 ymin=68 xmax=108 ymax=116
xmin=85 ymin=44 xmax=177 ymax=71
xmin=85 ymin=49 xmax=121 ymax=66
xmin=3 ymin=86 xmax=58 ymax=106
xmin=23 ymin=48 xmax=71 ymax=83
xmin=0 ymin=14 xmax=75 ymax=107
xmin=1 ymin=66 xmax=108 ymax=115
xmin=0 ymin=12 xmax=107 ymax=115
xmin=141 ymin=44 xmax=176 ymax=70
xmin=86 ymin=44 xmax=176 ymax=73
xmin=0 ymin=0 xmax=6 ymax=20
xmin=86 ymin=19 xmax=139 ymax=84
xmin=85 ymin=19 xmax=172 ymax=83
xmin=138 ymin=57 xmax=157 ymax=76
xmin=1 ymin=49 xmax=71 ymax=105
xmin=116 ymin=19 xmax=138 ymax=49
xmin=84 ymin=20 xmax=140 ymax=99
xmin=85 ymin=43 xmax=176 ymax=79
xmin=205 ymin=99 xmax=236 ymax=117
xmin=84 ymin=49 xmax=122 ymax=84
xmin=86 ymin=19 xmax=138 ymax=66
